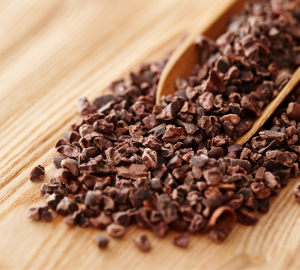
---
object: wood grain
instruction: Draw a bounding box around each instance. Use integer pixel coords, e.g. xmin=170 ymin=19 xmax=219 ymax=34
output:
xmin=1 ymin=0 xmax=300 ymax=269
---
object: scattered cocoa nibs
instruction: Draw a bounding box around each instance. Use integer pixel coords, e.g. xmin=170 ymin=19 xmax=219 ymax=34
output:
xmin=172 ymin=233 xmax=189 ymax=248
xmin=27 ymin=0 xmax=300 ymax=252
xmin=133 ymin=234 xmax=151 ymax=252
xmin=29 ymin=165 xmax=45 ymax=182
xmin=93 ymin=235 xmax=109 ymax=249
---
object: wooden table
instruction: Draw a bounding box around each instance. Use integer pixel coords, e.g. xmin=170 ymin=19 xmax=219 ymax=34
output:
xmin=1 ymin=0 xmax=300 ymax=269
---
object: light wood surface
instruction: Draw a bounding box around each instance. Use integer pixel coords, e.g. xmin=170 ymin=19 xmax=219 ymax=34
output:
xmin=1 ymin=0 xmax=300 ymax=269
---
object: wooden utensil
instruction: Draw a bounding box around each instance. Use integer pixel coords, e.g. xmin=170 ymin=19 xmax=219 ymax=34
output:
xmin=156 ymin=0 xmax=300 ymax=146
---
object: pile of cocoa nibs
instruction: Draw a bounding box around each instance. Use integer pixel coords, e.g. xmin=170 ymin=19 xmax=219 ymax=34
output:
xmin=28 ymin=0 xmax=300 ymax=250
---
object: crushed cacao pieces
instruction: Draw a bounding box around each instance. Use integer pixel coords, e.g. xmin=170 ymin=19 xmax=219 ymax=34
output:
xmin=27 ymin=0 xmax=300 ymax=253
xmin=29 ymin=165 xmax=45 ymax=182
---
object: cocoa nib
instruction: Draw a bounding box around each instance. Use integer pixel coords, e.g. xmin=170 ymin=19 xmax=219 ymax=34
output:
xmin=237 ymin=207 xmax=259 ymax=226
xmin=45 ymin=193 xmax=63 ymax=211
xmin=29 ymin=165 xmax=45 ymax=182
xmin=106 ymin=223 xmax=126 ymax=238
xmin=93 ymin=235 xmax=109 ymax=249
xmin=129 ymin=188 xmax=153 ymax=208
xmin=203 ymin=168 xmax=223 ymax=185
xmin=52 ymin=156 xmax=65 ymax=169
xmin=287 ymin=103 xmax=300 ymax=122
xmin=157 ymin=194 xmax=178 ymax=224
xmin=157 ymin=97 xmax=185 ymax=120
xmin=240 ymin=95 xmax=261 ymax=117
xmin=162 ymin=125 xmax=187 ymax=143
xmin=172 ymin=233 xmax=189 ymax=248
xmin=202 ymin=69 xmax=225 ymax=94
xmin=56 ymin=197 xmax=78 ymax=215
xmin=28 ymin=206 xmax=52 ymax=222
xmin=208 ymin=206 xmax=236 ymax=243
xmin=133 ymin=234 xmax=151 ymax=252
xmin=116 ymin=164 xmax=149 ymax=180
xmin=77 ymin=97 xmax=94 ymax=115
xmin=89 ymin=212 xmax=112 ymax=229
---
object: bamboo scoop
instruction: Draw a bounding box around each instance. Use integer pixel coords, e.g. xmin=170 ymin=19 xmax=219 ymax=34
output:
xmin=156 ymin=0 xmax=300 ymax=145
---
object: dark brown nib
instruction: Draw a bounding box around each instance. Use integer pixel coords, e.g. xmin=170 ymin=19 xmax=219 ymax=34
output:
xmin=172 ymin=233 xmax=189 ymax=248
xmin=133 ymin=234 xmax=151 ymax=252
xmin=29 ymin=165 xmax=45 ymax=182
xmin=28 ymin=206 xmax=52 ymax=222
xmin=93 ymin=235 xmax=109 ymax=249
xmin=27 ymin=0 xmax=300 ymax=252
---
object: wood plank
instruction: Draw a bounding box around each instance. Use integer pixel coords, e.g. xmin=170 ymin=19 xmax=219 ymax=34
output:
xmin=0 ymin=0 xmax=300 ymax=269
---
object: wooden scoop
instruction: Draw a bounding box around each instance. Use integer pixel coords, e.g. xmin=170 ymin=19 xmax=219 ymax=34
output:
xmin=156 ymin=0 xmax=300 ymax=145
